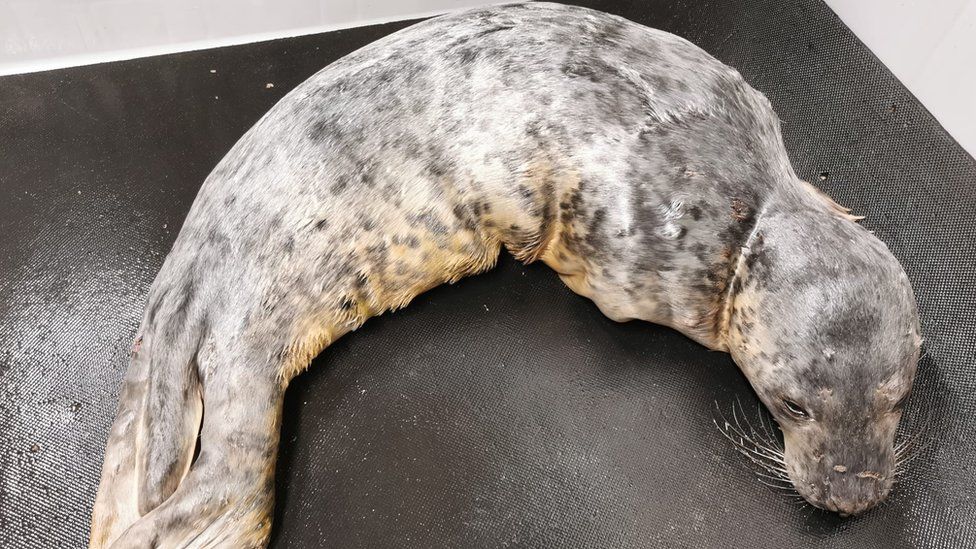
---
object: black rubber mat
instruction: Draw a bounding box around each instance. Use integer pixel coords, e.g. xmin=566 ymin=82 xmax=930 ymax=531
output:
xmin=2 ymin=1 xmax=974 ymax=547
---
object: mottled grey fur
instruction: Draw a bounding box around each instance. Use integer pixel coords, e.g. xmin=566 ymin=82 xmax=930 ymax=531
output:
xmin=90 ymin=3 xmax=922 ymax=547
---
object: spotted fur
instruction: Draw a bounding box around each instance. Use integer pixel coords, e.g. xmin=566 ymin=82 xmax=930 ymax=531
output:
xmin=91 ymin=3 xmax=922 ymax=546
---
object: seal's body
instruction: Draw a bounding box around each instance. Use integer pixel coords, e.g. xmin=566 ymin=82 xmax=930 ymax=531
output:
xmin=91 ymin=3 xmax=922 ymax=547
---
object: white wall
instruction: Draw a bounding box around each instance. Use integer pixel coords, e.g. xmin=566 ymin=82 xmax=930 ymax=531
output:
xmin=824 ymin=0 xmax=976 ymax=155
xmin=0 ymin=0 xmax=502 ymax=76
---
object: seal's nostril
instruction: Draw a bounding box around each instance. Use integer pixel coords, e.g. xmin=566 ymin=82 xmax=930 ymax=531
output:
xmin=856 ymin=470 xmax=884 ymax=481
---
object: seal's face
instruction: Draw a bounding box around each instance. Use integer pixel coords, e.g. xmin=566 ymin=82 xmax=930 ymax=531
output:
xmin=727 ymin=208 xmax=922 ymax=515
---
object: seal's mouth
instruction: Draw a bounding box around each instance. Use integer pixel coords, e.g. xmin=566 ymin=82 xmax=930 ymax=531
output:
xmin=712 ymin=399 xmax=927 ymax=515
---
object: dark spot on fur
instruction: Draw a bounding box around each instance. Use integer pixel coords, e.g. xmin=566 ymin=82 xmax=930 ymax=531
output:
xmin=426 ymin=158 xmax=452 ymax=178
xmin=146 ymin=285 xmax=172 ymax=327
xmin=451 ymin=203 xmax=479 ymax=232
xmin=314 ymin=219 xmax=329 ymax=231
xmin=471 ymin=24 xmax=515 ymax=39
xmin=308 ymin=119 xmax=341 ymax=142
xmin=355 ymin=160 xmax=376 ymax=187
xmin=561 ymin=61 xmax=600 ymax=82
xmin=592 ymin=18 xmax=627 ymax=47
xmin=663 ymin=144 xmax=687 ymax=167
xmin=393 ymin=235 xmax=421 ymax=248
xmin=170 ymin=280 xmax=195 ymax=327
xmin=584 ymin=208 xmax=609 ymax=252
xmin=330 ymin=175 xmax=350 ymax=194
xmin=412 ymin=211 xmax=450 ymax=235
xmin=457 ymin=47 xmax=479 ymax=65
xmin=743 ymin=234 xmax=772 ymax=281
xmin=822 ymin=303 xmax=882 ymax=349
xmin=688 ymin=205 xmax=703 ymax=221
xmin=649 ymin=74 xmax=671 ymax=94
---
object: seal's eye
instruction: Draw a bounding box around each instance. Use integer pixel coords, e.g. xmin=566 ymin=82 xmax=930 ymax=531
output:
xmin=782 ymin=398 xmax=810 ymax=420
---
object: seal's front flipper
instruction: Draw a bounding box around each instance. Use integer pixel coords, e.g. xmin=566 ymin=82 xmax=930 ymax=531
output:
xmin=799 ymin=179 xmax=865 ymax=222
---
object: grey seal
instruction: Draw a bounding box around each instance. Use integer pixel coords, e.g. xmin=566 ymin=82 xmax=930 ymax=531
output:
xmin=89 ymin=3 xmax=923 ymax=547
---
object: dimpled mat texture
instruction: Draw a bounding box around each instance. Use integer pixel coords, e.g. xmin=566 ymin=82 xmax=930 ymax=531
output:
xmin=1 ymin=0 xmax=974 ymax=547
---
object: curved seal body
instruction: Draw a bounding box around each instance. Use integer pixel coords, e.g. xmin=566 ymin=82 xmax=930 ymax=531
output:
xmin=90 ymin=3 xmax=922 ymax=547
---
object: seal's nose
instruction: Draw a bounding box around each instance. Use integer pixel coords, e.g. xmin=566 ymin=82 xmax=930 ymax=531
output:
xmin=820 ymin=465 xmax=891 ymax=516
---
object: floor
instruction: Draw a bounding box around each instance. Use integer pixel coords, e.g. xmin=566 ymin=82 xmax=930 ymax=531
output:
xmin=1 ymin=1 xmax=974 ymax=547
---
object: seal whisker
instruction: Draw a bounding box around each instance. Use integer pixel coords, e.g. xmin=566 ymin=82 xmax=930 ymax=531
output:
xmin=757 ymin=479 xmax=797 ymax=493
xmin=734 ymin=403 xmax=766 ymax=445
xmin=731 ymin=398 xmax=787 ymax=462
xmin=786 ymin=494 xmax=808 ymax=506
xmin=713 ymin=415 xmax=789 ymax=470
xmin=715 ymin=405 xmax=789 ymax=466
xmin=893 ymin=407 xmax=934 ymax=480
xmin=754 ymin=471 xmax=792 ymax=485
xmin=723 ymin=426 xmax=790 ymax=483
xmin=713 ymin=400 xmax=810 ymax=505
xmin=720 ymin=432 xmax=789 ymax=475
xmin=714 ymin=418 xmax=791 ymax=479
xmin=755 ymin=407 xmax=784 ymax=453
xmin=894 ymin=425 xmax=929 ymax=460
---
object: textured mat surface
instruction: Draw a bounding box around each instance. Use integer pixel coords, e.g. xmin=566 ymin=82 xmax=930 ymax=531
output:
xmin=2 ymin=1 xmax=975 ymax=548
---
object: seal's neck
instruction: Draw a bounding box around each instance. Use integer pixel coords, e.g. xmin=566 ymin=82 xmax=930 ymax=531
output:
xmin=714 ymin=205 xmax=769 ymax=352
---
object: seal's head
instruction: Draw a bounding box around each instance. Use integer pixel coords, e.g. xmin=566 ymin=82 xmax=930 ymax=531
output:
xmin=726 ymin=204 xmax=922 ymax=516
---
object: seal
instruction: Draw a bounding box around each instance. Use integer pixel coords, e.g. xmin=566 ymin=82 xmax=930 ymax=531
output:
xmin=89 ymin=3 xmax=923 ymax=547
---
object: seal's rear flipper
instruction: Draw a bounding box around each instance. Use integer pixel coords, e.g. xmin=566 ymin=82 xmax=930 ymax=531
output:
xmin=90 ymin=313 xmax=204 ymax=547
xmin=799 ymin=179 xmax=865 ymax=222
xmin=89 ymin=340 xmax=149 ymax=549
xmin=108 ymin=350 xmax=284 ymax=549
xmin=135 ymin=339 xmax=204 ymax=515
